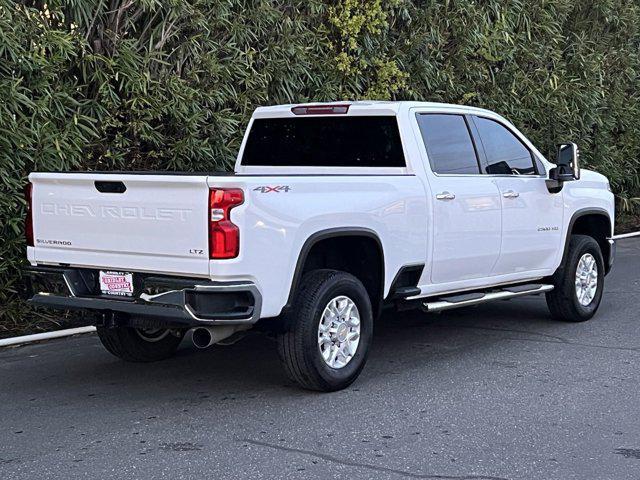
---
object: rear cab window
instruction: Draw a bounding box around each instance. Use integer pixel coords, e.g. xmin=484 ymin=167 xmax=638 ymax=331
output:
xmin=241 ymin=116 xmax=406 ymax=168
xmin=416 ymin=114 xmax=481 ymax=175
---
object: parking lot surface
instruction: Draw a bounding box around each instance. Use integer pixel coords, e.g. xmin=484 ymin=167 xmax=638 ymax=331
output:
xmin=1 ymin=239 xmax=639 ymax=480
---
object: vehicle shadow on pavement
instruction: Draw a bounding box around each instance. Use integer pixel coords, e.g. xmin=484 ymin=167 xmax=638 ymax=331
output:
xmin=1 ymin=295 xmax=575 ymax=402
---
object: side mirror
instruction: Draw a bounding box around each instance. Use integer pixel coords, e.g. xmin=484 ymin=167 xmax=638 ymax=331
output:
xmin=549 ymin=142 xmax=580 ymax=182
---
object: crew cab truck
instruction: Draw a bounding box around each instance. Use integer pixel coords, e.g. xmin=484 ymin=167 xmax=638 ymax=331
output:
xmin=25 ymin=101 xmax=615 ymax=391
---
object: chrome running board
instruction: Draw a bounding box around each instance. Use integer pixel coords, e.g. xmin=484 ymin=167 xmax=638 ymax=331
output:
xmin=422 ymin=284 xmax=554 ymax=313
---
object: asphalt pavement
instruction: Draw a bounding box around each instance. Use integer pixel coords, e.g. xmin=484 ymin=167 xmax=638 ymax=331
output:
xmin=1 ymin=238 xmax=639 ymax=480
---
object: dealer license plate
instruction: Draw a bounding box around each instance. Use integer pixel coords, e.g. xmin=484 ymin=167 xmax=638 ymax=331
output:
xmin=99 ymin=270 xmax=134 ymax=297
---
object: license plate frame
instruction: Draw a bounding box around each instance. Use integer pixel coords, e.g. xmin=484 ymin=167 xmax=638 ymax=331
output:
xmin=99 ymin=270 xmax=134 ymax=297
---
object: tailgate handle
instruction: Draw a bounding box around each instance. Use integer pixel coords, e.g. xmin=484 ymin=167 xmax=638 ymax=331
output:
xmin=95 ymin=181 xmax=126 ymax=194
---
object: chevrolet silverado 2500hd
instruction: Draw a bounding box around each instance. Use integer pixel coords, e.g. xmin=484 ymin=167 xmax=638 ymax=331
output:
xmin=25 ymin=101 xmax=615 ymax=391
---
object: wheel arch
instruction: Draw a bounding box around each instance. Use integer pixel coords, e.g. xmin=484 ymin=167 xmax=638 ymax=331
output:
xmin=283 ymin=227 xmax=385 ymax=316
xmin=561 ymin=208 xmax=613 ymax=274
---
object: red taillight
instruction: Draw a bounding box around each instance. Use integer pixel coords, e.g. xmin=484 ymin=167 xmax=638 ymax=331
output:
xmin=291 ymin=104 xmax=350 ymax=115
xmin=25 ymin=182 xmax=34 ymax=247
xmin=209 ymin=188 xmax=243 ymax=259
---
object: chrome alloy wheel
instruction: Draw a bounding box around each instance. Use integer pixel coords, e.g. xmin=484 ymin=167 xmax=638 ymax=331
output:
xmin=575 ymin=253 xmax=598 ymax=306
xmin=317 ymin=296 xmax=361 ymax=369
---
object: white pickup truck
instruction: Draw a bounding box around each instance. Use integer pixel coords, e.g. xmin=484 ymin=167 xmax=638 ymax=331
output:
xmin=25 ymin=101 xmax=615 ymax=391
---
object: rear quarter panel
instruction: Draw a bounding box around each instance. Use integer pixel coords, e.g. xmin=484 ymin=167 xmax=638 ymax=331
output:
xmin=208 ymin=175 xmax=428 ymax=318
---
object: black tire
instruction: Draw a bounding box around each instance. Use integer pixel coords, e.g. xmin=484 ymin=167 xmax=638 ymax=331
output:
xmin=546 ymin=234 xmax=605 ymax=322
xmin=277 ymin=269 xmax=373 ymax=392
xmin=97 ymin=326 xmax=184 ymax=362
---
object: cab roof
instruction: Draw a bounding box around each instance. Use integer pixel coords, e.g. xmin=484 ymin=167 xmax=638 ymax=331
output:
xmin=252 ymin=101 xmax=498 ymax=119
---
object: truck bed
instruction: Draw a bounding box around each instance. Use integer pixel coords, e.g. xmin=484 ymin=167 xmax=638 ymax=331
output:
xmin=28 ymin=171 xmax=427 ymax=318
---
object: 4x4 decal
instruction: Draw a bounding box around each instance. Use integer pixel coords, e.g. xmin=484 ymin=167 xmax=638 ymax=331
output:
xmin=253 ymin=186 xmax=291 ymax=193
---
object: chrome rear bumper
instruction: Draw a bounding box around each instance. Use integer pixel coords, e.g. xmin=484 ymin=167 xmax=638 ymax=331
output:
xmin=25 ymin=266 xmax=261 ymax=327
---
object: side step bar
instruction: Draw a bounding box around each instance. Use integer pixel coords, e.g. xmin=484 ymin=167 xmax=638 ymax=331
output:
xmin=422 ymin=284 xmax=554 ymax=313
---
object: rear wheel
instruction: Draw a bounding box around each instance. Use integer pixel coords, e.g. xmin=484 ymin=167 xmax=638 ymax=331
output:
xmin=277 ymin=270 xmax=373 ymax=392
xmin=97 ymin=325 xmax=184 ymax=362
xmin=546 ymin=235 xmax=605 ymax=322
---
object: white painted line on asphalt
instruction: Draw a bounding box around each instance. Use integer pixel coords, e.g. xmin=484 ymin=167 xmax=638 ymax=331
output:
xmin=0 ymin=326 xmax=96 ymax=348
xmin=613 ymin=231 xmax=640 ymax=240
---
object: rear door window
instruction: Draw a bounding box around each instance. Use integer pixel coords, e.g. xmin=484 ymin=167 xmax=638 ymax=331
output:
xmin=241 ymin=116 xmax=405 ymax=167
xmin=472 ymin=116 xmax=537 ymax=175
xmin=416 ymin=114 xmax=480 ymax=175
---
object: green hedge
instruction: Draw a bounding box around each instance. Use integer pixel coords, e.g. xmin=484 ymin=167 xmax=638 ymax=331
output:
xmin=1 ymin=0 xmax=639 ymax=333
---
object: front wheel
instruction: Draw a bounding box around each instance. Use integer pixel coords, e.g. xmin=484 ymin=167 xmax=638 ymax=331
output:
xmin=277 ymin=270 xmax=373 ymax=392
xmin=97 ymin=325 xmax=184 ymax=362
xmin=546 ymin=234 xmax=605 ymax=322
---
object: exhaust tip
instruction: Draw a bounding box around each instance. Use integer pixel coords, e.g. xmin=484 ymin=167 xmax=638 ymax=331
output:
xmin=192 ymin=328 xmax=212 ymax=349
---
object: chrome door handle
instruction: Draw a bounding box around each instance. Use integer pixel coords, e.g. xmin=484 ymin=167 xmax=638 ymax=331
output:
xmin=435 ymin=191 xmax=456 ymax=201
xmin=502 ymin=190 xmax=520 ymax=198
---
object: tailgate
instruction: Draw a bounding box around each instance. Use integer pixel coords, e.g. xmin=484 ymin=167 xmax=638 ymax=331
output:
xmin=30 ymin=173 xmax=211 ymax=276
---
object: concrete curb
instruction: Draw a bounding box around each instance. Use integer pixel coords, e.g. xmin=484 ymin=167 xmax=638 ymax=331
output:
xmin=0 ymin=326 xmax=96 ymax=348
xmin=613 ymin=231 xmax=640 ymax=240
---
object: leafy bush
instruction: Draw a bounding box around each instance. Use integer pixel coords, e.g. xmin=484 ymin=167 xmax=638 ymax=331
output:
xmin=1 ymin=0 xmax=639 ymax=334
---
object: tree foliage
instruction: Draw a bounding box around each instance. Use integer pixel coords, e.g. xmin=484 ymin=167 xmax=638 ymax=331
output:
xmin=1 ymin=0 xmax=639 ymax=331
